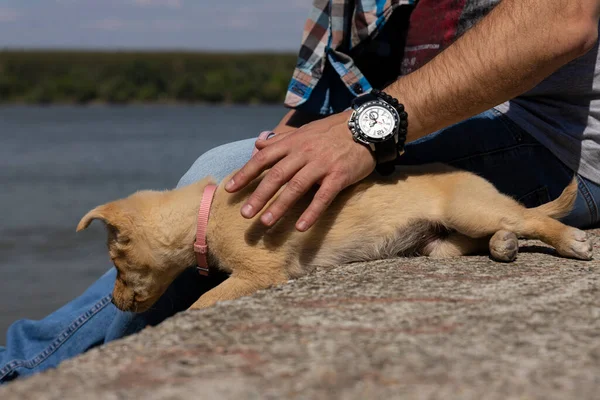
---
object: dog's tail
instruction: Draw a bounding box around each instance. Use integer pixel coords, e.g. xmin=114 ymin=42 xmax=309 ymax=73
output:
xmin=531 ymin=177 xmax=578 ymax=219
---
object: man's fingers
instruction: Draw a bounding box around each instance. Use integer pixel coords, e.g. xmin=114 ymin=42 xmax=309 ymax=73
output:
xmin=225 ymin=144 xmax=287 ymax=193
xmin=241 ymin=156 xmax=306 ymax=219
xmin=295 ymin=176 xmax=344 ymax=232
xmin=260 ymin=165 xmax=326 ymax=226
xmin=255 ymin=130 xmax=294 ymax=150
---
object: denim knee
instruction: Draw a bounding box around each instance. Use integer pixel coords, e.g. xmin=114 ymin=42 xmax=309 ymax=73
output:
xmin=177 ymin=138 xmax=256 ymax=188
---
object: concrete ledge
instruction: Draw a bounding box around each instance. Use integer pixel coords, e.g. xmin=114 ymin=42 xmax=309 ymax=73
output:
xmin=2 ymin=230 xmax=599 ymax=399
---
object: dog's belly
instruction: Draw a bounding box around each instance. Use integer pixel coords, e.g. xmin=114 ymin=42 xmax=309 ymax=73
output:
xmin=303 ymin=219 xmax=450 ymax=270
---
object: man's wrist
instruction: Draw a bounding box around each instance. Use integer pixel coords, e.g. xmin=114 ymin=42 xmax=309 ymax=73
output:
xmin=347 ymin=91 xmax=407 ymax=170
xmin=335 ymin=109 xmax=376 ymax=162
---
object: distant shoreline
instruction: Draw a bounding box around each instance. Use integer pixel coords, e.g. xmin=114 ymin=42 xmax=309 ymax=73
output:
xmin=0 ymin=50 xmax=297 ymax=105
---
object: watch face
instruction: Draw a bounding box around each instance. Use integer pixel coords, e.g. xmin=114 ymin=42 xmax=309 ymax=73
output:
xmin=357 ymin=104 xmax=396 ymax=140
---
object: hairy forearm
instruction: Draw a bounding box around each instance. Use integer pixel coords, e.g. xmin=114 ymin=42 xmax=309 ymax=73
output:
xmin=386 ymin=0 xmax=600 ymax=142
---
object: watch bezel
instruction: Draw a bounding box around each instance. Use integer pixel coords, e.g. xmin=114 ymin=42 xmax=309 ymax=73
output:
xmin=348 ymin=100 xmax=400 ymax=144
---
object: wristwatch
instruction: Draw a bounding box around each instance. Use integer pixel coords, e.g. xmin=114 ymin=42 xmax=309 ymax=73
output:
xmin=348 ymin=89 xmax=408 ymax=175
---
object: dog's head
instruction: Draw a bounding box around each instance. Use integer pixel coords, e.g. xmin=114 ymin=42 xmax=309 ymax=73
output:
xmin=77 ymin=185 xmax=204 ymax=312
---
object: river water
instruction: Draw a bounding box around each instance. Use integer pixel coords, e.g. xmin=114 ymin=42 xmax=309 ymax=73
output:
xmin=0 ymin=105 xmax=287 ymax=342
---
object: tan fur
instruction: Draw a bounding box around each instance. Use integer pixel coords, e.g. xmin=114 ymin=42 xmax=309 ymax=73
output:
xmin=78 ymin=164 xmax=593 ymax=312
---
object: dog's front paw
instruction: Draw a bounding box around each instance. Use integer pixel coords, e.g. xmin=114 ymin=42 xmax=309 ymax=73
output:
xmin=489 ymin=230 xmax=519 ymax=262
xmin=556 ymin=228 xmax=593 ymax=260
xmin=188 ymin=294 xmax=220 ymax=310
xmin=188 ymin=301 xmax=211 ymax=310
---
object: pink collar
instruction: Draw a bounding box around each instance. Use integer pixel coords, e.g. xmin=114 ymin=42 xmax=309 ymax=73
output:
xmin=193 ymin=131 xmax=271 ymax=275
xmin=194 ymin=184 xmax=217 ymax=276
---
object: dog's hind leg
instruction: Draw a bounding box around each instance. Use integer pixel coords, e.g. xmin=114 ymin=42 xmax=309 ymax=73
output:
xmin=441 ymin=178 xmax=593 ymax=260
xmin=189 ymin=271 xmax=288 ymax=310
xmin=421 ymin=232 xmax=489 ymax=258
xmin=420 ymin=230 xmax=521 ymax=262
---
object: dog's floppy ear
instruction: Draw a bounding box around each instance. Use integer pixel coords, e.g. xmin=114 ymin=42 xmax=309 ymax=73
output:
xmin=77 ymin=203 xmax=134 ymax=245
xmin=77 ymin=202 xmax=132 ymax=235
xmin=77 ymin=205 xmax=111 ymax=232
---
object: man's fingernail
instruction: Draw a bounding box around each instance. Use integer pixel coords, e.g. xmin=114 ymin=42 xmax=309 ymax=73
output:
xmin=261 ymin=212 xmax=273 ymax=225
xmin=297 ymin=220 xmax=308 ymax=231
xmin=225 ymin=179 xmax=235 ymax=191
xmin=241 ymin=204 xmax=254 ymax=218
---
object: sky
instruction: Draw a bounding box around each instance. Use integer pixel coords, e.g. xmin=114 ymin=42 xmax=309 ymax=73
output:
xmin=0 ymin=0 xmax=310 ymax=51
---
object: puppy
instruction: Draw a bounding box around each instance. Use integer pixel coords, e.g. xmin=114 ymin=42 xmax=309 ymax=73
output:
xmin=77 ymin=164 xmax=593 ymax=312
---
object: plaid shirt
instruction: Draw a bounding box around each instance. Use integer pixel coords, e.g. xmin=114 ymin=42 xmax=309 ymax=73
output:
xmin=285 ymin=0 xmax=415 ymax=115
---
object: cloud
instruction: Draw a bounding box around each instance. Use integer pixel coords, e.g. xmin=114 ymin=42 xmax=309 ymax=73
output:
xmin=0 ymin=8 xmax=19 ymax=22
xmin=133 ymin=0 xmax=182 ymax=8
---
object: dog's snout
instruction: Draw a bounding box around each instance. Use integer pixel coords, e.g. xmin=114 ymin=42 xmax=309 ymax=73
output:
xmin=112 ymin=295 xmax=134 ymax=311
xmin=111 ymin=281 xmax=136 ymax=311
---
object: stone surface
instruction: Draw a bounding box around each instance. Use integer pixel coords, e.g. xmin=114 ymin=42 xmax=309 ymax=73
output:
xmin=2 ymin=230 xmax=599 ymax=400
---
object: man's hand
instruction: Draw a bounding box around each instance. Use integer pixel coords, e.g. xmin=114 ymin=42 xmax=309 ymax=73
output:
xmin=225 ymin=110 xmax=376 ymax=232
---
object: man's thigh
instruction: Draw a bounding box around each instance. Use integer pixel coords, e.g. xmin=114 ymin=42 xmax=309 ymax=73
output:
xmin=398 ymin=109 xmax=574 ymax=209
xmin=177 ymin=138 xmax=257 ymax=188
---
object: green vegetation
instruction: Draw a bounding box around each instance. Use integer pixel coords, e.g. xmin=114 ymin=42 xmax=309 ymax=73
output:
xmin=0 ymin=51 xmax=297 ymax=104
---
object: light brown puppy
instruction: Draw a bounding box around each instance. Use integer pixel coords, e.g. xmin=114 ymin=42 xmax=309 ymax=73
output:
xmin=77 ymin=164 xmax=593 ymax=312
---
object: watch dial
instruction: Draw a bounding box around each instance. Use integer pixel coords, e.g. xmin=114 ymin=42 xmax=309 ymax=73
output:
xmin=357 ymin=105 xmax=395 ymax=139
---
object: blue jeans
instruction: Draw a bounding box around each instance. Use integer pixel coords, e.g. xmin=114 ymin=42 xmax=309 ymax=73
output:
xmin=1 ymin=109 xmax=599 ymax=383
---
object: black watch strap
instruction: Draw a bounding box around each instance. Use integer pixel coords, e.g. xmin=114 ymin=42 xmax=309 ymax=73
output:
xmin=376 ymin=162 xmax=396 ymax=176
xmin=374 ymin=138 xmax=398 ymax=164
xmin=374 ymin=140 xmax=398 ymax=176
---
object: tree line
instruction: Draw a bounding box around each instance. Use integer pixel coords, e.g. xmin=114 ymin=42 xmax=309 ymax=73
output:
xmin=0 ymin=51 xmax=298 ymax=104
